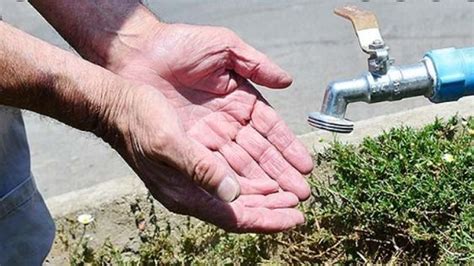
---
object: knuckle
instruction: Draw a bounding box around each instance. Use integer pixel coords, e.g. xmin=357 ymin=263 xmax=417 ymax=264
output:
xmin=217 ymin=27 xmax=241 ymax=52
xmin=192 ymin=156 xmax=217 ymax=187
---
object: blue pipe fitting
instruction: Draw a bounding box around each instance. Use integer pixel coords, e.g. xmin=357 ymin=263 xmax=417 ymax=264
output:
xmin=425 ymin=47 xmax=474 ymax=103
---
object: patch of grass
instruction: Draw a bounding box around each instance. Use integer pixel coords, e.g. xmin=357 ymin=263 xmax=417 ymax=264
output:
xmin=59 ymin=116 xmax=474 ymax=264
xmin=311 ymin=116 xmax=473 ymax=263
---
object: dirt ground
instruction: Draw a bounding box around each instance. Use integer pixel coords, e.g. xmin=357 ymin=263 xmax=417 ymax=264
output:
xmin=46 ymin=193 xmax=160 ymax=264
xmin=45 ymin=158 xmax=335 ymax=264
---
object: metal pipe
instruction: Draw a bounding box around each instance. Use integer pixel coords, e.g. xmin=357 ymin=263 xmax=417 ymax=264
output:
xmin=308 ymin=6 xmax=474 ymax=134
xmin=308 ymin=61 xmax=435 ymax=133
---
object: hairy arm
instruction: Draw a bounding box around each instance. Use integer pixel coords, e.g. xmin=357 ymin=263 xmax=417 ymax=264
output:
xmin=0 ymin=21 xmax=243 ymax=205
xmin=28 ymin=0 xmax=159 ymax=71
xmin=0 ymin=21 xmax=129 ymax=140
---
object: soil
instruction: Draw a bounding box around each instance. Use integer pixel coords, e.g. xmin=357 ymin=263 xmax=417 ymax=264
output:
xmin=45 ymin=155 xmax=335 ymax=265
xmin=45 ymin=193 xmax=180 ymax=265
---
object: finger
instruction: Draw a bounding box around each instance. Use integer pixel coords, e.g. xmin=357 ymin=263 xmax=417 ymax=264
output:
xmin=219 ymin=141 xmax=274 ymax=180
xmin=229 ymin=38 xmax=293 ymax=89
xmin=213 ymin=152 xmax=279 ymax=195
xmin=236 ymin=177 xmax=279 ymax=195
xmin=186 ymin=109 xmax=272 ymax=183
xmin=228 ymin=204 xmax=305 ymax=233
xmin=237 ymin=192 xmax=299 ymax=209
xmin=178 ymin=137 xmax=240 ymax=202
xmin=191 ymin=193 xmax=305 ymax=233
xmin=192 ymin=68 xmax=245 ymax=95
xmin=251 ymin=100 xmax=314 ymax=174
xmin=201 ymin=199 xmax=305 ymax=233
xmin=186 ymin=113 xmax=239 ymax=151
xmin=145 ymin=166 xmax=303 ymax=233
xmin=235 ymin=125 xmax=311 ymax=200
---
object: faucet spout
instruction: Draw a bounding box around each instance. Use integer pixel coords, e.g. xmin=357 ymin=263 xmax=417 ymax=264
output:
xmin=320 ymin=77 xmax=370 ymax=119
xmin=308 ymin=77 xmax=369 ymax=133
xmin=308 ymin=60 xmax=434 ymax=133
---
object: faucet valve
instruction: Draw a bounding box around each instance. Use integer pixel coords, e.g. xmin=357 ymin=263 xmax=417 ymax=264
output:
xmin=335 ymin=5 xmax=392 ymax=76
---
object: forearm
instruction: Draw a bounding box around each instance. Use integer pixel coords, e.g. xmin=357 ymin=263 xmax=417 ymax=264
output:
xmin=0 ymin=21 xmax=127 ymax=138
xmin=29 ymin=0 xmax=160 ymax=71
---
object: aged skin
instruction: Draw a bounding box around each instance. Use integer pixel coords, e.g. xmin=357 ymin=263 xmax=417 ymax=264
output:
xmin=2 ymin=0 xmax=315 ymax=232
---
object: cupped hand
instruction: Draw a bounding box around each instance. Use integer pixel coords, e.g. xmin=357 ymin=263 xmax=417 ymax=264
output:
xmin=113 ymin=83 xmax=305 ymax=232
xmin=114 ymin=23 xmax=314 ymax=200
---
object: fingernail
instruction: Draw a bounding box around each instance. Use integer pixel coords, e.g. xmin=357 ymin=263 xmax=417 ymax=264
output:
xmin=279 ymin=72 xmax=293 ymax=86
xmin=216 ymin=176 xmax=240 ymax=202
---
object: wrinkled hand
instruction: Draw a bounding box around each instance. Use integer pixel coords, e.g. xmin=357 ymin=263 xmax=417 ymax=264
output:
xmin=112 ymin=83 xmax=305 ymax=232
xmin=116 ymin=23 xmax=314 ymax=197
xmin=110 ymin=23 xmax=314 ymax=232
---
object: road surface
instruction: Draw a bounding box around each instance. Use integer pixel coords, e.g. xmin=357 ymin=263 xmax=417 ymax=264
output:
xmin=0 ymin=0 xmax=472 ymax=197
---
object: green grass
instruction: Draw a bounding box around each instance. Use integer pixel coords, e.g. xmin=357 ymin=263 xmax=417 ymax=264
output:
xmin=61 ymin=116 xmax=474 ymax=264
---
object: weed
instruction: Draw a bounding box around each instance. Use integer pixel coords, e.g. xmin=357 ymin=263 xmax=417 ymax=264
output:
xmin=58 ymin=116 xmax=473 ymax=264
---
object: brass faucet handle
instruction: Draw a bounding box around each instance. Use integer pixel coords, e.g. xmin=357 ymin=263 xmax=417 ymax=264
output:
xmin=334 ymin=5 xmax=384 ymax=53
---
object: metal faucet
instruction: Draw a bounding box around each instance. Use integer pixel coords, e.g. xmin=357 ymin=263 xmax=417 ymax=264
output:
xmin=308 ymin=6 xmax=474 ymax=133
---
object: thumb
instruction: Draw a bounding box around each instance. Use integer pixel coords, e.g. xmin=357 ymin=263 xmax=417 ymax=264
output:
xmin=178 ymin=137 xmax=240 ymax=202
xmin=229 ymin=37 xmax=293 ymax=89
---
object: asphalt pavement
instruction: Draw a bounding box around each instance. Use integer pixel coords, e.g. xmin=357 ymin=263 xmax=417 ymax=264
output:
xmin=0 ymin=0 xmax=472 ymax=198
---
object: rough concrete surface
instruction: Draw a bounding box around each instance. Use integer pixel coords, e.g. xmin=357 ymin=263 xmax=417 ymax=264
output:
xmin=0 ymin=0 xmax=473 ymax=198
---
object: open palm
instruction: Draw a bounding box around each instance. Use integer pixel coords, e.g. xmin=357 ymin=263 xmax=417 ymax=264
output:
xmin=115 ymin=23 xmax=314 ymax=232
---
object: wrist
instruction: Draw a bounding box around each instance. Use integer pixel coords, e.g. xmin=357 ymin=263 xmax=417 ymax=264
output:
xmin=80 ymin=6 xmax=164 ymax=72
xmin=103 ymin=13 xmax=165 ymax=73
xmin=30 ymin=0 xmax=163 ymax=71
xmin=37 ymin=61 xmax=132 ymax=143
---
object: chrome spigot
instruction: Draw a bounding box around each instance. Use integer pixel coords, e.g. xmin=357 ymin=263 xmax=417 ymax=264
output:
xmin=308 ymin=5 xmax=436 ymax=133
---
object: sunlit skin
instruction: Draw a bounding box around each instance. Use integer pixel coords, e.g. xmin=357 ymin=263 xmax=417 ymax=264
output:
xmin=27 ymin=1 xmax=315 ymax=232
xmin=110 ymin=24 xmax=314 ymax=232
xmin=117 ymin=24 xmax=313 ymax=195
